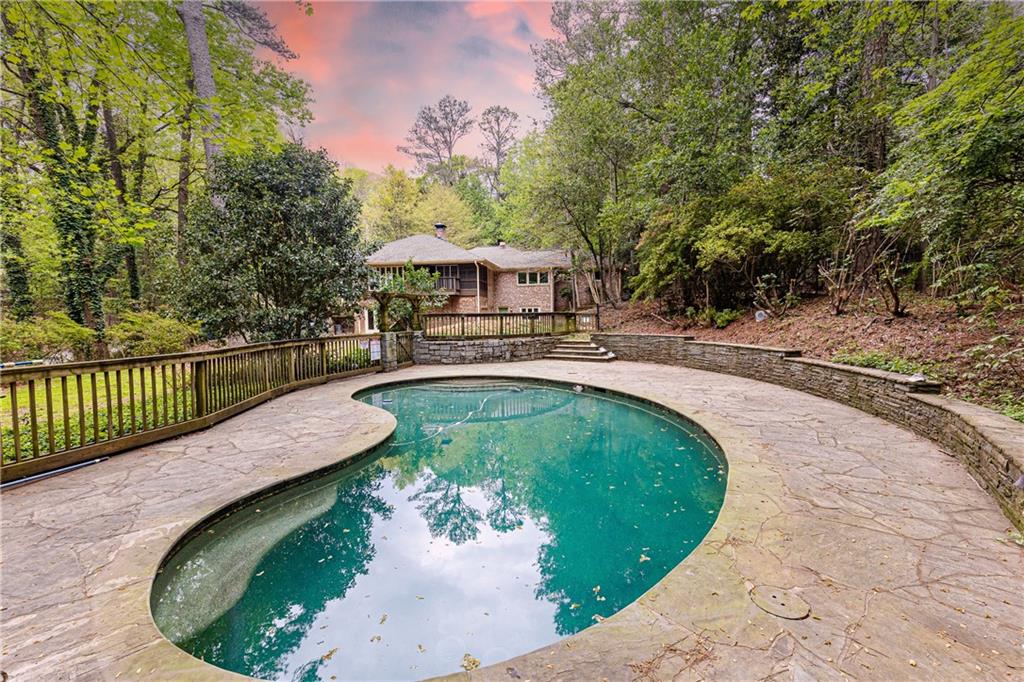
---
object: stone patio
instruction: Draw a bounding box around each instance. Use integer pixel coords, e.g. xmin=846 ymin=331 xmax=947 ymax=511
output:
xmin=1 ymin=361 xmax=1021 ymax=681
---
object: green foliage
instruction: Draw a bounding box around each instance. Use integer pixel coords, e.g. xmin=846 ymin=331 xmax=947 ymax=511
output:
xmin=997 ymin=394 xmax=1024 ymax=424
xmin=869 ymin=7 xmax=1024 ymax=293
xmin=686 ymin=307 xmax=743 ymax=329
xmin=360 ymin=166 xmax=421 ymax=242
xmin=509 ymin=1 xmax=1021 ymax=314
xmin=371 ymin=262 xmax=448 ymax=331
xmin=327 ymin=348 xmax=373 ymax=373
xmin=181 ymin=143 xmax=368 ymax=341
xmin=411 ymin=184 xmax=479 ymax=247
xmin=1 ymin=0 xmax=311 ymax=335
xmin=831 ymin=348 xmax=938 ymax=378
xmin=0 ymin=312 xmax=96 ymax=362
xmin=107 ymin=312 xmax=200 ymax=357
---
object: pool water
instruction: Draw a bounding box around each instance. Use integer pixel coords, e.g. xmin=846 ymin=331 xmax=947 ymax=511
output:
xmin=151 ymin=379 xmax=727 ymax=681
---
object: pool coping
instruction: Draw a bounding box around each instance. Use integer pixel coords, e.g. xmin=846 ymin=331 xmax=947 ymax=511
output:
xmin=141 ymin=370 xmax=743 ymax=681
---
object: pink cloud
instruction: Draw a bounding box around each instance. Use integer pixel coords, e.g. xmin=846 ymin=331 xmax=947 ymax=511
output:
xmin=258 ymin=1 xmax=553 ymax=171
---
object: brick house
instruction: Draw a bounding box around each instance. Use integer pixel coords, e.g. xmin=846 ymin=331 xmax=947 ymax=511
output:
xmin=354 ymin=224 xmax=587 ymax=333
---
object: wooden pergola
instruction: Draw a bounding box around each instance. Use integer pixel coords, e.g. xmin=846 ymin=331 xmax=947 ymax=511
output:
xmin=367 ymin=290 xmax=435 ymax=332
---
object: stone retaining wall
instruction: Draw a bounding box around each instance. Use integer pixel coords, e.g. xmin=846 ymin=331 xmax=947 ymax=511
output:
xmin=412 ymin=333 xmax=560 ymax=365
xmin=592 ymin=332 xmax=1024 ymax=528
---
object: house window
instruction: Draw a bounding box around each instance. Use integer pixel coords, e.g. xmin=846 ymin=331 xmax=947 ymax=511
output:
xmin=520 ymin=307 xmax=540 ymax=313
xmin=498 ymin=307 xmax=509 ymax=313
xmin=516 ymin=271 xmax=549 ymax=286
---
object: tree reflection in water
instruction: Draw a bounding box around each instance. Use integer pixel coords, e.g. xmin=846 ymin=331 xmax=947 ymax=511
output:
xmin=155 ymin=380 xmax=725 ymax=681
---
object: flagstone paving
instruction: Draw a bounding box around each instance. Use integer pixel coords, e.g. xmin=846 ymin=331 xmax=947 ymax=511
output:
xmin=1 ymin=361 xmax=1021 ymax=681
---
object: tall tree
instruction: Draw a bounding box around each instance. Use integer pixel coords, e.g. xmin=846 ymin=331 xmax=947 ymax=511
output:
xmin=177 ymin=0 xmax=222 ymax=167
xmin=478 ymin=105 xmax=519 ymax=198
xmin=397 ymin=95 xmax=474 ymax=185
xmin=182 ymin=144 xmax=368 ymax=341
xmin=360 ymin=166 xmax=421 ymax=242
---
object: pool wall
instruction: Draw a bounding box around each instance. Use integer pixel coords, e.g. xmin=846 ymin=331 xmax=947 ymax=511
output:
xmin=592 ymin=332 xmax=1024 ymax=529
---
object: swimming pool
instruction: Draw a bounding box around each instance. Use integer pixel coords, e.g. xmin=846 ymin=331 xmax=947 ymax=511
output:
xmin=151 ymin=378 xmax=727 ymax=680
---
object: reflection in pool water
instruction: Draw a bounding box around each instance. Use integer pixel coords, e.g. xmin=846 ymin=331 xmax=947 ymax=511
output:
xmin=151 ymin=379 xmax=727 ymax=681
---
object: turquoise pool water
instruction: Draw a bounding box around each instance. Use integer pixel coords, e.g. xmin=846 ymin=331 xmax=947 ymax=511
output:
xmin=151 ymin=379 xmax=727 ymax=681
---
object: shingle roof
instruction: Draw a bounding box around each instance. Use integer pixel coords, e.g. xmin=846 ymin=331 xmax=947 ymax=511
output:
xmin=468 ymin=245 xmax=571 ymax=270
xmin=366 ymin=235 xmax=480 ymax=265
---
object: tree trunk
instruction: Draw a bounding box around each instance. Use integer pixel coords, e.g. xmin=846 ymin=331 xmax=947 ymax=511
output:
xmin=177 ymin=92 xmax=193 ymax=265
xmin=101 ymin=104 xmax=141 ymax=301
xmin=177 ymin=1 xmax=221 ymax=168
xmin=1 ymin=227 xmax=33 ymax=320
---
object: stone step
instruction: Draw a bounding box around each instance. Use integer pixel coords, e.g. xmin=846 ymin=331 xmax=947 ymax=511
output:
xmin=543 ymin=351 xmax=616 ymax=362
xmin=551 ymin=346 xmax=609 ymax=356
xmin=544 ymin=350 xmax=614 ymax=360
xmin=556 ymin=340 xmax=597 ymax=347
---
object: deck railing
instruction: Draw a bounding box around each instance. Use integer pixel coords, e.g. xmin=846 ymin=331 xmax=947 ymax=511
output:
xmin=0 ymin=334 xmax=382 ymax=483
xmin=422 ymin=310 xmax=599 ymax=338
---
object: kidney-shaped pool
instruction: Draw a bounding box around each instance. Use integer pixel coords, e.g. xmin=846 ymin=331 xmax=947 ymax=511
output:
xmin=151 ymin=378 xmax=727 ymax=680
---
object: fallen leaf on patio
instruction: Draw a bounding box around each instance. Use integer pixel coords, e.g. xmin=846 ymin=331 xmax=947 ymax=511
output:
xmin=379 ymin=613 xmax=388 ymax=625
xmin=639 ymin=554 xmax=650 ymax=563
xmin=321 ymin=648 xmax=338 ymax=661
xmin=418 ymin=644 xmax=426 ymax=653
xmin=370 ymin=635 xmax=381 ymax=643
xmin=461 ymin=653 xmax=481 ymax=671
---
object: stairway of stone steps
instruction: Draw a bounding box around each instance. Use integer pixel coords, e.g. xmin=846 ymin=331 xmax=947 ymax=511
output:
xmin=544 ymin=339 xmax=616 ymax=362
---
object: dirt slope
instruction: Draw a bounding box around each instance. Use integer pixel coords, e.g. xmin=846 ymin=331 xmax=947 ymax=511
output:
xmin=600 ymin=294 xmax=1024 ymax=419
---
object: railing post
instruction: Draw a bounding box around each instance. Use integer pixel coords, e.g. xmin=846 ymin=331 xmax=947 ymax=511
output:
xmin=263 ymin=350 xmax=271 ymax=392
xmin=287 ymin=346 xmax=296 ymax=385
xmin=499 ymin=314 xmax=504 ymax=337
xmin=460 ymin=315 xmax=466 ymax=338
xmin=596 ymin=304 xmax=601 ymax=331
xmin=194 ymin=359 xmax=208 ymax=418
xmin=529 ymin=316 xmax=536 ymax=335
xmin=319 ymin=340 xmax=327 ymax=377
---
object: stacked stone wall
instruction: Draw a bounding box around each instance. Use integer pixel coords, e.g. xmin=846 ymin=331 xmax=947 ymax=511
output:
xmin=412 ymin=334 xmax=559 ymax=365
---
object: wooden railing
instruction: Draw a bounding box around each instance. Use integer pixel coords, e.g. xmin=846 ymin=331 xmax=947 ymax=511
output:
xmin=422 ymin=311 xmax=599 ymax=338
xmin=0 ymin=334 xmax=382 ymax=483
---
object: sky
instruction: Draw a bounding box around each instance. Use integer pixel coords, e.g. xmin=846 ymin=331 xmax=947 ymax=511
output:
xmin=259 ymin=1 xmax=554 ymax=173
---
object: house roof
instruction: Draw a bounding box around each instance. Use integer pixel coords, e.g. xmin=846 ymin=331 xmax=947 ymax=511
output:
xmin=366 ymin=235 xmax=480 ymax=265
xmin=367 ymin=235 xmax=572 ymax=270
xmin=468 ymin=245 xmax=571 ymax=270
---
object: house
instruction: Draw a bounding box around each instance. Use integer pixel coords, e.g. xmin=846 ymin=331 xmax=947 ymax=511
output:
xmin=354 ymin=224 xmax=588 ymax=333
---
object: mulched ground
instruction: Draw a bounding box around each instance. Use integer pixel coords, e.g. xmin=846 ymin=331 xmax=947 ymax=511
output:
xmin=600 ymin=294 xmax=1024 ymax=416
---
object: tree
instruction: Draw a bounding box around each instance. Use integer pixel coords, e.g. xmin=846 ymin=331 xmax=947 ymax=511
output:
xmin=412 ymin=184 xmax=478 ymax=247
xmin=177 ymin=0 xmax=298 ymax=170
xmin=1 ymin=0 xmax=311 ymax=338
xmin=177 ymin=0 xmax=222 ymax=167
xmin=478 ymin=105 xmax=519 ymax=197
xmin=397 ymin=95 xmax=474 ymax=184
xmin=181 ymin=144 xmax=368 ymax=341
xmin=359 ymin=165 xmax=421 ymax=241
xmin=369 ymin=261 xmax=448 ymax=332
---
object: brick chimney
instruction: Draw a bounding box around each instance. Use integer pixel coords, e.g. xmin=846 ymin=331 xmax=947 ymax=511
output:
xmin=434 ymin=223 xmax=447 ymax=240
